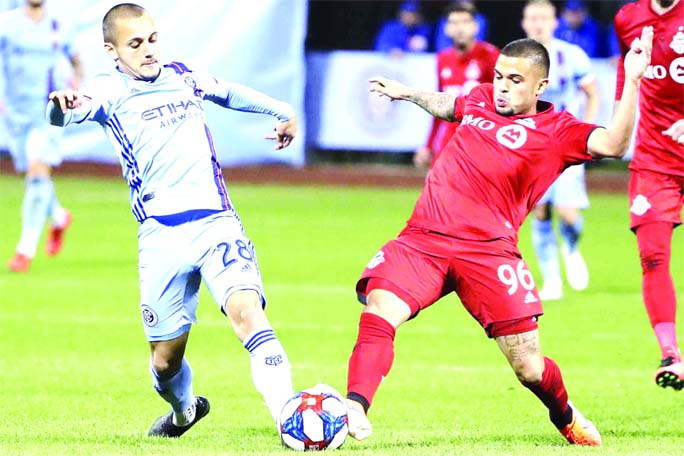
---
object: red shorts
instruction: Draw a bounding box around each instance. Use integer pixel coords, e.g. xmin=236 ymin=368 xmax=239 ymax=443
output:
xmin=629 ymin=169 xmax=684 ymax=230
xmin=356 ymin=226 xmax=542 ymax=338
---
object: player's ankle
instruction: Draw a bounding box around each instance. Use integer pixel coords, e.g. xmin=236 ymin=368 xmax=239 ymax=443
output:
xmin=346 ymin=393 xmax=370 ymax=414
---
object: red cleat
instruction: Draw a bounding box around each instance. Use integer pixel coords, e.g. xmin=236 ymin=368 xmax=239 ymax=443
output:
xmin=8 ymin=253 xmax=31 ymax=273
xmin=46 ymin=210 xmax=72 ymax=257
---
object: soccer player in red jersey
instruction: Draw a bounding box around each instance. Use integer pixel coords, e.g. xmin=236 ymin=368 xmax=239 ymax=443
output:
xmin=614 ymin=0 xmax=684 ymax=390
xmin=345 ymin=27 xmax=654 ymax=446
xmin=413 ymin=2 xmax=498 ymax=167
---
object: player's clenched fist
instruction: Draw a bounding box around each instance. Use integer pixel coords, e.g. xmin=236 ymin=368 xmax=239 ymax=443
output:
xmin=624 ymin=26 xmax=654 ymax=83
xmin=48 ymin=89 xmax=85 ymax=113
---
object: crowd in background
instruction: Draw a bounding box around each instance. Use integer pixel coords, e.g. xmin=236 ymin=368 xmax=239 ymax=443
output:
xmin=373 ymin=0 xmax=625 ymax=58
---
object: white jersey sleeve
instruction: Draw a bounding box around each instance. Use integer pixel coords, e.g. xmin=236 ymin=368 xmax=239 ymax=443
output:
xmin=191 ymin=68 xmax=294 ymax=121
xmin=46 ymin=73 xmax=122 ymax=126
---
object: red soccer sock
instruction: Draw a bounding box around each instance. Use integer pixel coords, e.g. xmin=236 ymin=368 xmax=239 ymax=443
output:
xmin=636 ymin=222 xmax=677 ymax=357
xmin=521 ymin=357 xmax=572 ymax=429
xmin=347 ymin=312 xmax=396 ymax=412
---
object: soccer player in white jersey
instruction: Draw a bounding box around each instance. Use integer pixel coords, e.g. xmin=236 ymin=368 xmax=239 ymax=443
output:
xmin=46 ymin=3 xmax=295 ymax=437
xmin=521 ymin=0 xmax=600 ymax=300
xmin=0 ymin=0 xmax=82 ymax=272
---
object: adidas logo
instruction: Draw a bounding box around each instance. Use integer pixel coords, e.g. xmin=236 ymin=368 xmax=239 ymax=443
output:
xmin=524 ymin=291 xmax=538 ymax=304
xmin=241 ymin=263 xmax=252 ymax=273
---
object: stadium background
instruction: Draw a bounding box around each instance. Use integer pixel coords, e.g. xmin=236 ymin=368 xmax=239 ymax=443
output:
xmin=1 ymin=1 xmax=683 ymax=455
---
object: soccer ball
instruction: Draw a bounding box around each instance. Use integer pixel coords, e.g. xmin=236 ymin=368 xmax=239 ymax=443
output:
xmin=279 ymin=384 xmax=349 ymax=451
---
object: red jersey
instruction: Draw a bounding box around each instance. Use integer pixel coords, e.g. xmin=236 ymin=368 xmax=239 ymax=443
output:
xmin=408 ymin=83 xmax=597 ymax=242
xmin=614 ymin=0 xmax=684 ymax=176
xmin=425 ymin=41 xmax=499 ymax=158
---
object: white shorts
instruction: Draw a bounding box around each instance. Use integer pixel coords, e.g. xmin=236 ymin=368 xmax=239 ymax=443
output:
xmin=5 ymin=116 xmax=63 ymax=172
xmin=137 ymin=211 xmax=265 ymax=341
xmin=538 ymin=163 xmax=589 ymax=209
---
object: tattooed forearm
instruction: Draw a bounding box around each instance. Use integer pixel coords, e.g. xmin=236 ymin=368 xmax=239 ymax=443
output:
xmin=405 ymin=90 xmax=457 ymax=121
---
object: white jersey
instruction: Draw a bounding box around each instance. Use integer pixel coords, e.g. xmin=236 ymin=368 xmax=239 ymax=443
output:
xmin=50 ymin=62 xmax=293 ymax=222
xmin=542 ymin=38 xmax=594 ymax=117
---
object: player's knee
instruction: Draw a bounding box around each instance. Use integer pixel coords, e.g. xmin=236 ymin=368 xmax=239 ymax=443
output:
xmin=364 ymin=289 xmax=411 ymax=328
xmin=224 ymin=289 xmax=265 ymax=329
xmin=150 ymin=350 xmax=182 ymax=379
xmin=513 ymin=360 xmax=543 ymax=384
xmin=639 ymin=249 xmax=668 ymax=272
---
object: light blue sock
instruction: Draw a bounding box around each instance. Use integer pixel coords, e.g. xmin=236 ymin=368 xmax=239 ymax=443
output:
xmin=151 ymin=358 xmax=194 ymax=424
xmin=531 ymin=218 xmax=561 ymax=282
xmin=560 ymin=216 xmax=583 ymax=254
xmin=47 ymin=186 xmax=67 ymax=226
xmin=16 ymin=176 xmax=54 ymax=257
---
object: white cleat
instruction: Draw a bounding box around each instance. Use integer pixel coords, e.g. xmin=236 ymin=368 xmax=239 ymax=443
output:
xmin=346 ymin=399 xmax=372 ymax=440
xmin=539 ymin=277 xmax=563 ymax=301
xmin=562 ymin=245 xmax=589 ymax=291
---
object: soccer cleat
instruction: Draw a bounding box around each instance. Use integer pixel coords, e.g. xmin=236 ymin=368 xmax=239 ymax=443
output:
xmin=558 ymin=402 xmax=602 ymax=446
xmin=148 ymin=396 xmax=210 ymax=438
xmin=561 ymin=245 xmax=589 ymax=291
xmin=7 ymin=253 xmax=31 ymax=273
xmin=346 ymin=399 xmax=372 ymax=440
xmin=538 ymin=277 xmax=563 ymax=301
xmin=655 ymin=356 xmax=684 ymax=390
xmin=46 ymin=210 xmax=73 ymax=257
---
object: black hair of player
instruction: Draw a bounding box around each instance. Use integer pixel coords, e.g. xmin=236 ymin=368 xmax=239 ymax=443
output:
xmin=444 ymin=1 xmax=477 ymax=18
xmin=102 ymin=3 xmax=147 ymax=44
xmin=500 ymin=38 xmax=550 ymax=78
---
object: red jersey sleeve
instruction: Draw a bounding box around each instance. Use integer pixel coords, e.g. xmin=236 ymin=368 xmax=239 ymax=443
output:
xmin=453 ymin=94 xmax=467 ymax=122
xmin=613 ymin=8 xmax=630 ymax=101
xmin=553 ymin=112 xmax=598 ymax=165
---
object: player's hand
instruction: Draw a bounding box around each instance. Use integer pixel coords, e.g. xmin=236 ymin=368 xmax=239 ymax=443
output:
xmin=265 ymin=116 xmax=296 ymax=150
xmin=623 ymin=26 xmax=654 ymax=84
xmin=663 ymin=119 xmax=684 ymax=145
xmin=48 ymin=89 xmax=85 ymax=113
xmin=413 ymin=147 xmax=433 ymax=168
xmin=369 ymin=76 xmax=411 ymax=101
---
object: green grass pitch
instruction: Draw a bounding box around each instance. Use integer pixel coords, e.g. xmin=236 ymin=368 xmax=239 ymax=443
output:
xmin=1 ymin=173 xmax=683 ymax=455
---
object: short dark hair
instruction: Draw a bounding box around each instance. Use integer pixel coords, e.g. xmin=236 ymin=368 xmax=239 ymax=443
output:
xmin=444 ymin=1 xmax=477 ymax=18
xmin=102 ymin=3 xmax=147 ymax=44
xmin=500 ymin=38 xmax=550 ymax=77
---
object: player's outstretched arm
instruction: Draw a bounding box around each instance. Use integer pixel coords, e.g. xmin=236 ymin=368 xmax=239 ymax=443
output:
xmin=46 ymin=89 xmax=90 ymax=127
xmin=663 ymin=120 xmax=684 ymax=145
xmin=369 ymin=76 xmax=456 ymax=121
xmin=588 ymin=26 xmax=653 ymax=158
xmin=213 ymin=82 xmax=296 ymax=149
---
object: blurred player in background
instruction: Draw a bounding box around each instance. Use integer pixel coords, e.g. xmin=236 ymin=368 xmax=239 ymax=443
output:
xmin=614 ymin=0 xmax=684 ymax=390
xmin=522 ymin=0 xmax=600 ymax=300
xmin=0 ymin=0 xmax=82 ymax=272
xmin=374 ymin=1 xmax=432 ymax=55
xmin=345 ymin=28 xmax=652 ymax=446
xmin=414 ymin=1 xmax=498 ymax=168
xmin=47 ymin=3 xmax=295 ymax=437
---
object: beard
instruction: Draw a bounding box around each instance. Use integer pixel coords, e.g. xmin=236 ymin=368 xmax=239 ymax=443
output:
xmin=656 ymin=0 xmax=675 ymax=7
xmin=495 ymin=106 xmax=515 ymax=117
